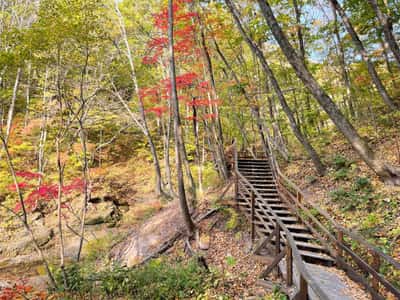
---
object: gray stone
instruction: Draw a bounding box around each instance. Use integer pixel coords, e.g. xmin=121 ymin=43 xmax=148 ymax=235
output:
xmin=85 ymin=202 xmax=117 ymax=225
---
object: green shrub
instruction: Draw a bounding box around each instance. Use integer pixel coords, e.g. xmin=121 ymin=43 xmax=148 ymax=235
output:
xmin=353 ymin=177 xmax=372 ymax=192
xmin=53 ymin=258 xmax=209 ymax=299
xmin=329 ymin=177 xmax=375 ymax=211
xmin=331 ymin=154 xmax=351 ymax=171
xmin=334 ymin=168 xmax=349 ymax=180
xmin=224 ymin=208 xmax=239 ymax=230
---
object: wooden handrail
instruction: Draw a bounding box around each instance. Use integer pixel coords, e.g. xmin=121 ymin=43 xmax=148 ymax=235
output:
xmin=267 ymin=148 xmax=400 ymax=299
xmin=235 ymin=167 xmax=330 ymax=299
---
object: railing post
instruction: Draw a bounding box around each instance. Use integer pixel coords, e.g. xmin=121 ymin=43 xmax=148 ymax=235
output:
xmin=371 ymin=250 xmax=381 ymax=292
xmin=274 ymin=221 xmax=281 ymax=277
xmin=286 ymin=246 xmax=293 ymax=286
xmin=251 ymin=191 xmax=255 ymax=242
xmin=336 ymin=229 xmax=344 ymax=266
xmin=296 ymin=191 xmax=302 ymax=204
xmin=298 ymin=274 xmax=308 ymax=300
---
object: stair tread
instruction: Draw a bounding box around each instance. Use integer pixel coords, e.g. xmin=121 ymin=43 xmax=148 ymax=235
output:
xmin=299 ymin=250 xmax=335 ymax=262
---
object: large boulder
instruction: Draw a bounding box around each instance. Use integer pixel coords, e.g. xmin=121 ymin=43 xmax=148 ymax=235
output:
xmin=111 ymin=201 xmax=185 ymax=267
xmin=85 ymin=202 xmax=118 ymax=225
xmin=0 ymin=227 xmax=54 ymax=255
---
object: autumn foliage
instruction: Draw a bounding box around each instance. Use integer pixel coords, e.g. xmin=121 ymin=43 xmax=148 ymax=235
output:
xmin=140 ymin=0 xmax=220 ymax=124
xmin=8 ymin=171 xmax=84 ymax=213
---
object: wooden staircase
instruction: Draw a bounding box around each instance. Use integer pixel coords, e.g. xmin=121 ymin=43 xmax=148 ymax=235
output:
xmin=237 ymin=158 xmax=335 ymax=266
xmin=233 ymin=147 xmax=400 ymax=300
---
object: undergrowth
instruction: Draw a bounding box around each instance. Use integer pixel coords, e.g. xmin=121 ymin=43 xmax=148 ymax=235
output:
xmin=52 ymin=258 xmax=210 ymax=299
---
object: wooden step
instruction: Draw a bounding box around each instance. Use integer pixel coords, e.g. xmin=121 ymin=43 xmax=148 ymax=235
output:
xmin=269 ymin=204 xmax=289 ymax=210
xmin=299 ymin=250 xmax=335 ymax=263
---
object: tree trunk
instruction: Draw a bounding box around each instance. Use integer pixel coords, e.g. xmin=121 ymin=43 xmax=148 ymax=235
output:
xmin=257 ymin=0 xmax=400 ymax=185
xmin=212 ymin=37 xmax=268 ymax=155
xmin=115 ymin=1 xmax=164 ymax=196
xmin=368 ymin=0 xmax=400 ymax=70
xmin=329 ymin=0 xmax=398 ymax=110
xmin=168 ymin=0 xmax=195 ymax=235
xmin=199 ymin=22 xmax=228 ymax=180
xmin=24 ymin=62 xmax=31 ymax=127
xmin=5 ymin=67 xmax=21 ymax=142
xmin=331 ymin=3 xmax=356 ymax=119
xmin=293 ymin=0 xmax=305 ymax=61
xmin=226 ymin=0 xmax=326 ymax=176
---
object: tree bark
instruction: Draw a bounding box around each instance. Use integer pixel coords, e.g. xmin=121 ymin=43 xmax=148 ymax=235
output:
xmin=226 ymin=0 xmax=326 ymax=176
xmin=368 ymin=0 xmax=400 ymax=70
xmin=5 ymin=67 xmax=21 ymax=142
xmin=257 ymin=0 xmax=400 ymax=185
xmin=329 ymin=0 xmax=398 ymax=110
xmin=168 ymin=0 xmax=195 ymax=235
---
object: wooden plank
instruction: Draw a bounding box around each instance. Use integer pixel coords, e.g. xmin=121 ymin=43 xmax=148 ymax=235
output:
xmin=259 ymin=250 xmax=286 ymax=279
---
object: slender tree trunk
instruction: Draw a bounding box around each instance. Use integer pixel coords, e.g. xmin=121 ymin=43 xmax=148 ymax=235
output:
xmin=257 ymin=0 xmax=400 ymax=185
xmin=38 ymin=68 xmax=49 ymax=184
xmin=331 ymin=3 xmax=356 ymax=119
xmin=378 ymin=33 xmax=398 ymax=89
xmin=329 ymin=0 xmax=398 ymax=110
xmin=168 ymin=0 xmax=195 ymax=235
xmin=162 ymin=112 xmax=175 ymax=196
xmin=115 ymin=2 xmax=164 ymax=196
xmin=198 ymin=22 xmax=228 ymax=180
xmin=293 ymin=0 xmax=305 ymax=61
xmin=213 ymin=37 xmax=268 ymax=155
xmin=76 ymin=48 xmax=91 ymax=262
xmin=0 ymin=134 xmax=57 ymax=288
xmin=368 ymin=0 xmax=400 ymax=70
xmin=226 ymin=0 xmax=326 ymax=176
xmin=5 ymin=67 xmax=21 ymax=142
xmin=24 ymin=62 xmax=31 ymax=127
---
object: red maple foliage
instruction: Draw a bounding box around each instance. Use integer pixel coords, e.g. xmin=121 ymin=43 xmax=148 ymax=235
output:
xmin=9 ymin=173 xmax=84 ymax=213
xmin=202 ymin=113 xmax=217 ymax=120
xmin=15 ymin=171 xmax=42 ymax=180
xmin=145 ymin=106 xmax=169 ymax=117
xmin=0 ymin=280 xmax=46 ymax=300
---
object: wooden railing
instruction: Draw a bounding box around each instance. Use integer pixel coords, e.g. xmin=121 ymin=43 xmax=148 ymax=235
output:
xmin=233 ymin=140 xmax=330 ymax=300
xmin=260 ymin=138 xmax=400 ymax=300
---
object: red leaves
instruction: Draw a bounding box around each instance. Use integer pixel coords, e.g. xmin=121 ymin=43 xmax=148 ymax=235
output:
xmin=8 ymin=172 xmax=84 ymax=213
xmin=203 ymin=113 xmax=217 ymax=120
xmin=15 ymin=171 xmax=42 ymax=180
xmin=148 ymin=37 xmax=168 ymax=49
xmin=186 ymin=99 xmax=221 ymax=107
xmin=0 ymin=280 xmax=45 ymax=300
xmin=145 ymin=106 xmax=169 ymax=117
xmin=7 ymin=182 xmax=32 ymax=191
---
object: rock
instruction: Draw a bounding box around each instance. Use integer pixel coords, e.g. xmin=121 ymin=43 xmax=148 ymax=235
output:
xmin=85 ymin=202 xmax=118 ymax=225
xmin=2 ymin=227 xmax=54 ymax=254
xmin=0 ymin=280 xmax=11 ymax=289
xmin=0 ymin=254 xmax=43 ymax=271
xmin=111 ymin=201 xmax=185 ymax=267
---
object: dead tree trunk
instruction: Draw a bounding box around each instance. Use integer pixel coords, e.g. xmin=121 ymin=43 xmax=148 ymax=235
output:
xmin=257 ymin=0 xmax=400 ymax=185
